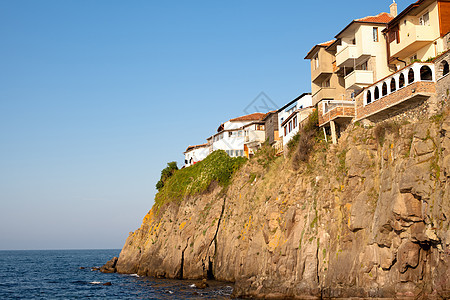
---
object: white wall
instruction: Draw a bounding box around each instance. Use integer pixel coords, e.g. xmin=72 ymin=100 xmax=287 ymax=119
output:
xmin=278 ymin=94 xmax=312 ymax=135
xmin=185 ymin=146 xmax=210 ymax=167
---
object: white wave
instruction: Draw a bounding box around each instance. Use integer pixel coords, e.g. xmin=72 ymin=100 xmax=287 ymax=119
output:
xmin=130 ymin=274 xmax=139 ymax=277
xmin=189 ymin=284 xmax=196 ymax=288
xmin=90 ymin=281 xmax=102 ymax=284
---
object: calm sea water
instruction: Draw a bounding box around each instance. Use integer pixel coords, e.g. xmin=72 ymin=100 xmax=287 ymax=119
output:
xmin=0 ymin=249 xmax=233 ymax=299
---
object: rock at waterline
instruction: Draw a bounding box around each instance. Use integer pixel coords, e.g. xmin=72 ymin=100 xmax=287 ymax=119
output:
xmin=103 ymin=282 xmax=112 ymax=286
xmin=100 ymin=257 xmax=118 ymax=273
xmin=194 ymin=279 xmax=209 ymax=289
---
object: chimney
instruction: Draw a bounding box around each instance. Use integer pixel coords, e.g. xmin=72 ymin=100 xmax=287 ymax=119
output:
xmin=390 ymin=0 xmax=398 ymax=17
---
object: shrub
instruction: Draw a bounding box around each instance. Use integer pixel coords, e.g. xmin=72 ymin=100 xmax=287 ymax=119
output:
xmin=156 ymin=161 xmax=178 ymax=191
xmin=291 ymin=109 xmax=320 ymax=169
xmin=154 ymin=150 xmax=246 ymax=209
xmin=255 ymin=139 xmax=277 ymax=168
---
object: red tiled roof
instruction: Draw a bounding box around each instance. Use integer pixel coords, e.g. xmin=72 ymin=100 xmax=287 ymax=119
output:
xmin=229 ymin=112 xmax=266 ymax=122
xmin=356 ymin=12 xmax=393 ymax=24
xmin=185 ymin=143 xmax=208 ymax=153
xmin=319 ymin=40 xmax=335 ymax=47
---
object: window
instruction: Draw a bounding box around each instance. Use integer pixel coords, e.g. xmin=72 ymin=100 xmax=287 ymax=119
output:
xmin=284 ymin=126 xmax=287 ymax=136
xmin=293 ymin=116 xmax=297 ymax=129
xmin=366 ymin=90 xmax=372 ymax=104
xmin=374 ymin=87 xmax=380 ymax=100
xmin=226 ymin=150 xmax=230 ymax=156
xmin=321 ymin=78 xmax=330 ymax=88
xmin=235 ymin=150 xmax=239 ymax=157
xmin=408 ymin=68 xmax=415 ymax=84
xmin=390 ymin=78 xmax=396 ymax=92
xmin=358 ymin=61 xmax=368 ymax=70
xmin=410 ymin=54 xmax=417 ymax=63
xmin=441 ymin=61 xmax=449 ymax=76
xmin=240 ymin=150 xmax=244 ymax=157
xmin=419 ymin=12 xmax=430 ymax=26
xmin=288 ymin=121 xmax=292 ymax=132
xmin=399 ymin=73 xmax=405 ymax=88
xmin=382 ymin=82 xmax=388 ymax=96
xmin=420 ymin=66 xmax=432 ymax=81
xmin=313 ymin=54 xmax=319 ymax=70
xmin=373 ymin=27 xmax=378 ymax=42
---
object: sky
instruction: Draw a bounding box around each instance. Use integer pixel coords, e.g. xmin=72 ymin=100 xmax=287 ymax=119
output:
xmin=0 ymin=0 xmax=413 ymax=250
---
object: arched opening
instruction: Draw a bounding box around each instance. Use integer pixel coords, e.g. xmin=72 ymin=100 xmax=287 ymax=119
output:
xmin=390 ymin=78 xmax=396 ymax=92
xmin=382 ymin=82 xmax=388 ymax=96
xmin=440 ymin=61 xmax=449 ymax=77
xmin=366 ymin=90 xmax=372 ymax=104
xmin=399 ymin=73 xmax=405 ymax=88
xmin=420 ymin=65 xmax=433 ymax=81
xmin=374 ymin=87 xmax=380 ymax=100
xmin=408 ymin=68 xmax=415 ymax=84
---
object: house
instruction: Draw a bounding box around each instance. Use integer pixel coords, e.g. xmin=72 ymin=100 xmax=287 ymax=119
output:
xmin=262 ymin=111 xmax=279 ymax=146
xmin=383 ymin=0 xmax=450 ymax=70
xmin=206 ymin=112 xmax=266 ymax=158
xmin=305 ymin=40 xmax=354 ymax=144
xmin=277 ymin=93 xmax=312 ymax=131
xmin=354 ymin=0 xmax=450 ymax=123
xmin=184 ymin=144 xmax=209 ymax=167
xmin=305 ymin=4 xmax=396 ymax=143
xmin=332 ymin=11 xmax=394 ymax=94
xmin=280 ymin=106 xmax=316 ymax=148
xmin=243 ymin=121 xmax=266 ymax=158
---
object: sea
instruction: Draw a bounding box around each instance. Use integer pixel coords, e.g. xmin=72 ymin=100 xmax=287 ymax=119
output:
xmin=0 ymin=249 xmax=233 ymax=299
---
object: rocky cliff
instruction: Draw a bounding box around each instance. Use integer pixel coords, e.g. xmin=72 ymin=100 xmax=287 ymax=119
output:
xmin=113 ymin=107 xmax=450 ymax=299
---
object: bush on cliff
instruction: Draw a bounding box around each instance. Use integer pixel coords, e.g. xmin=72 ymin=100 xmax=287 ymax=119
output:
xmin=288 ymin=109 xmax=320 ymax=169
xmin=154 ymin=150 xmax=246 ymax=209
xmin=156 ymin=161 xmax=179 ymax=191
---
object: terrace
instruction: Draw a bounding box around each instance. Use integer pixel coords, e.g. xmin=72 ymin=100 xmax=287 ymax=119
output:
xmin=355 ymin=62 xmax=436 ymax=121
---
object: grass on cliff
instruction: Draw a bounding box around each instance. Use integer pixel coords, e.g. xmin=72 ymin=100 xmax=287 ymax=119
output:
xmin=154 ymin=150 xmax=247 ymax=210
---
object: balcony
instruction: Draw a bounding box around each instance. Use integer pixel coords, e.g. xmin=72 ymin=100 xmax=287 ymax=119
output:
xmin=355 ymin=62 xmax=436 ymax=122
xmin=336 ymin=44 xmax=370 ymax=68
xmin=244 ymin=130 xmax=265 ymax=144
xmin=312 ymin=87 xmax=337 ymax=105
xmin=344 ymin=70 xmax=374 ymax=89
xmin=319 ymin=100 xmax=355 ymax=127
xmin=390 ymin=25 xmax=436 ymax=59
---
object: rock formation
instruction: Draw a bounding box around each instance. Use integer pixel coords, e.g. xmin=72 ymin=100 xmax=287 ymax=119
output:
xmin=110 ymin=107 xmax=450 ymax=298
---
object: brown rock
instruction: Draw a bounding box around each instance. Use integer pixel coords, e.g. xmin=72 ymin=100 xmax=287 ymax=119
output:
xmin=397 ymin=241 xmax=420 ymax=273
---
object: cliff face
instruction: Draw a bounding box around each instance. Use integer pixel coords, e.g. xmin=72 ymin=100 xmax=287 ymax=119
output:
xmin=115 ymin=111 xmax=450 ymax=298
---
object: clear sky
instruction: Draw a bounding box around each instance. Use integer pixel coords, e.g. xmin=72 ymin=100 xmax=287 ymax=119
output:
xmin=0 ymin=0 xmax=412 ymax=250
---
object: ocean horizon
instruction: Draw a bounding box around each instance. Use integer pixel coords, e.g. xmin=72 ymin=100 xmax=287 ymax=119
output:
xmin=0 ymin=249 xmax=233 ymax=299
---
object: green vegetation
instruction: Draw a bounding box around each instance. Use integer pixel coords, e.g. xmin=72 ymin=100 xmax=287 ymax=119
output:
xmin=290 ymin=109 xmax=320 ymax=170
xmin=255 ymin=140 xmax=277 ymax=169
xmin=154 ymin=150 xmax=246 ymax=210
xmin=156 ymin=161 xmax=178 ymax=191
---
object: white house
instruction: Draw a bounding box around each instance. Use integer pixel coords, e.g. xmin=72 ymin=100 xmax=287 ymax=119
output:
xmin=280 ymin=106 xmax=316 ymax=147
xmin=277 ymin=93 xmax=313 ymax=134
xmin=207 ymin=113 xmax=266 ymax=158
xmin=184 ymin=143 xmax=209 ymax=167
xmin=243 ymin=120 xmax=266 ymax=158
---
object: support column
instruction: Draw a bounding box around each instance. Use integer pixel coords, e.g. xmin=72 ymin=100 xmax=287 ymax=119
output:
xmin=330 ymin=120 xmax=337 ymax=144
xmin=323 ymin=127 xmax=328 ymax=143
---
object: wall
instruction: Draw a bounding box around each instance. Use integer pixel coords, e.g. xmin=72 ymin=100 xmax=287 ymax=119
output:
xmin=278 ymin=95 xmax=312 ymax=134
xmin=264 ymin=113 xmax=279 ymax=145
xmin=185 ymin=147 xmax=209 ymax=167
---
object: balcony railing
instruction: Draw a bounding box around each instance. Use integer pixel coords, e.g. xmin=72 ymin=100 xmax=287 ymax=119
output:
xmin=344 ymin=70 xmax=374 ymax=89
xmin=319 ymin=100 xmax=355 ymax=126
xmin=355 ymin=62 xmax=436 ymax=121
xmin=336 ymin=44 xmax=357 ymax=67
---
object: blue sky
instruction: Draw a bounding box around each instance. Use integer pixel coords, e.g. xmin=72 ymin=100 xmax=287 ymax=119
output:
xmin=0 ymin=0 xmax=411 ymax=250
